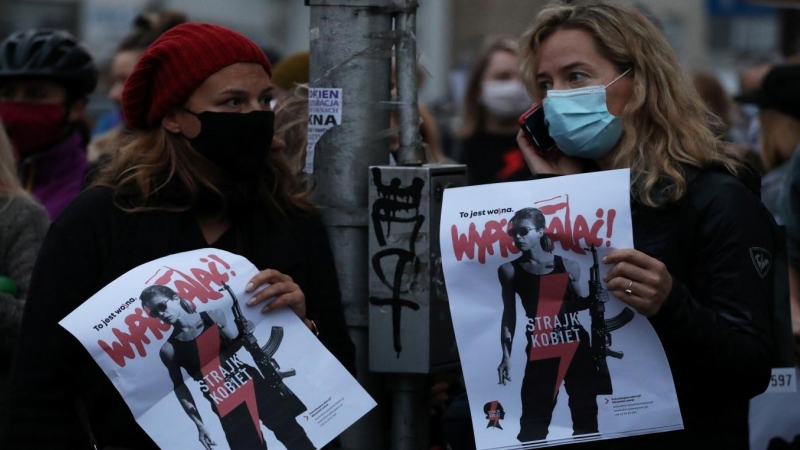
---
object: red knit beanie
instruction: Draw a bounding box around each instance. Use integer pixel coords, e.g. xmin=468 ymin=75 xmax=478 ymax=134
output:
xmin=122 ymin=23 xmax=272 ymax=130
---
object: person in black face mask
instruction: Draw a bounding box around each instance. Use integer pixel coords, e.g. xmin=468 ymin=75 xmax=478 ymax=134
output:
xmin=2 ymin=23 xmax=355 ymax=450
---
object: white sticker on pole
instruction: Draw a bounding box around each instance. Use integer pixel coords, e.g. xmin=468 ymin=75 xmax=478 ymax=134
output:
xmin=304 ymin=88 xmax=343 ymax=174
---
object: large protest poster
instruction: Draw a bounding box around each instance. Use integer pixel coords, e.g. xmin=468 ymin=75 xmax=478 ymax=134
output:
xmin=60 ymin=249 xmax=375 ymax=450
xmin=440 ymin=169 xmax=682 ymax=449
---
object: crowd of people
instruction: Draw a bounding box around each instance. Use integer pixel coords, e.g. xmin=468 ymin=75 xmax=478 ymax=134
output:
xmin=0 ymin=1 xmax=798 ymax=449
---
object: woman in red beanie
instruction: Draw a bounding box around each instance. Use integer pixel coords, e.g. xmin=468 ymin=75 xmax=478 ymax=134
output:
xmin=2 ymin=23 xmax=354 ymax=450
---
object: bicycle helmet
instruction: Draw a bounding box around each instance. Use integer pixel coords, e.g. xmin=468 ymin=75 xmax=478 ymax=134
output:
xmin=0 ymin=29 xmax=98 ymax=98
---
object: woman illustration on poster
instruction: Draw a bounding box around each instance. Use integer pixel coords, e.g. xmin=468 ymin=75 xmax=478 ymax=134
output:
xmin=141 ymin=285 xmax=314 ymax=450
xmin=497 ymin=207 xmax=603 ymax=442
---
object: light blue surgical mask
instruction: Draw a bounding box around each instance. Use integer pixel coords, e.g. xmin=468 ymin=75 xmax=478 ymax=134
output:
xmin=543 ymin=68 xmax=632 ymax=159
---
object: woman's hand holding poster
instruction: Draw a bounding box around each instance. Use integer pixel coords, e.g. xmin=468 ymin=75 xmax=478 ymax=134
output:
xmin=59 ymin=249 xmax=375 ymax=450
xmin=440 ymin=169 xmax=682 ymax=449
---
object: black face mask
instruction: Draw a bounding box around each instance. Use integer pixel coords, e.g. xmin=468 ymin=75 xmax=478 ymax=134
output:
xmin=183 ymin=109 xmax=275 ymax=178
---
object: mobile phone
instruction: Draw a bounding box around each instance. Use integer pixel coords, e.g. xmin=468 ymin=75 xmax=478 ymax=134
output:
xmin=518 ymin=103 xmax=556 ymax=153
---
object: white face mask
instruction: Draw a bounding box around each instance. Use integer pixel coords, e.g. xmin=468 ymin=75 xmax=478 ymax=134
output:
xmin=480 ymin=80 xmax=532 ymax=120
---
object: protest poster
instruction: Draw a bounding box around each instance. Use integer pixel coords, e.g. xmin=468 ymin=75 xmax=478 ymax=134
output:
xmin=60 ymin=249 xmax=375 ymax=450
xmin=440 ymin=169 xmax=682 ymax=449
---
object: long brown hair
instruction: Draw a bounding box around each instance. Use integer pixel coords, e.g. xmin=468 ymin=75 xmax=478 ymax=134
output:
xmin=456 ymin=36 xmax=520 ymax=139
xmin=93 ymin=125 xmax=312 ymax=216
xmin=520 ymin=1 xmax=741 ymax=207
xmin=274 ymin=84 xmax=309 ymax=177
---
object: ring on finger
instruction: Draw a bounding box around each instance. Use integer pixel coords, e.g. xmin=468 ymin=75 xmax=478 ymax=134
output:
xmin=624 ymin=280 xmax=634 ymax=295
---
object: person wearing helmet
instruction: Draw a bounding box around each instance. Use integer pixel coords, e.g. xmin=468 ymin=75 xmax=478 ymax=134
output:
xmin=0 ymin=29 xmax=98 ymax=219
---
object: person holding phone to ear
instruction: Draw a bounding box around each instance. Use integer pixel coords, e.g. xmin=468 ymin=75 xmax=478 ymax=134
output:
xmin=512 ymin=2 xmax=781 ymax=449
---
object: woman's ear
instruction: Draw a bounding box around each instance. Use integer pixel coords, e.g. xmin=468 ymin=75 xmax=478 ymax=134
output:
xmin=162 ymin=110 xmax=183 ymax=134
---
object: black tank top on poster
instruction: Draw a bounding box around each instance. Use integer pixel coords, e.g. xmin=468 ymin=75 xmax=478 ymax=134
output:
xmin=511 ymin=256 xmax=582 ymax=321
xmin=168 ymin=311 xmax=234 ymax=381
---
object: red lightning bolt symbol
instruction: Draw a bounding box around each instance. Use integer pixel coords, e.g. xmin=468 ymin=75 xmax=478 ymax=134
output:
xmin=529 ymin=273 xmax=580 ymax=400
xmin=196 ymin=324 xmax=262 ymax=442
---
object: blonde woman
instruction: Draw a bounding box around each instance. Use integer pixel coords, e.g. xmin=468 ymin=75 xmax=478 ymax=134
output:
xmin=514 ymin=1 xmax=779 ymax=448
xmin=0 ymin=122 xmax=49 ymax=418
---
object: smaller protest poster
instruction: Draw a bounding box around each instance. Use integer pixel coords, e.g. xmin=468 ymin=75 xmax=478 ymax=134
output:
xmin=304 ymin=87 xmax=342 ymax=174
xmin=60 ymin=249 xmax=375 ymax=450
xmin=440 ymin=169 xmax=683 ymax=449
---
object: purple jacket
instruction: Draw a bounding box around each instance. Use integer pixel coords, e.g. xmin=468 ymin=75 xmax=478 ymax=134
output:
xmin=20 ymin=132 xmax=89 ymax=220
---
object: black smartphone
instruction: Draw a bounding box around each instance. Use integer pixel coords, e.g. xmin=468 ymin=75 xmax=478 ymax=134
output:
xmin=518 ymin=103 xmax=556 ymax=153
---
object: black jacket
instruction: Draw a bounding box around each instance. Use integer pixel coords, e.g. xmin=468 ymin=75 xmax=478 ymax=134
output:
xmin=1 ymin=187 xmax=356 ymax=449
xmin=580 ymin=166 xmax=778 ymax=449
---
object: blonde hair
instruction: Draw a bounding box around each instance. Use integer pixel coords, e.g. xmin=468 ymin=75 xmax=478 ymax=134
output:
xmin=457 ymin=35 xmax=520 ymax=139
xmin=520 ymin=1 xmax=740 ymax=207
xmin=87 ymin=126 xmax=131 ymax=163
xmin=274 ymin=84 xmax=309 ymax=177
xmin=0 ymin=122 xmax=23 ymax=197
xmin=93 ymin=125 xmax=311 ymax=214
xmin=759 ymin=109 xmax=800 ymax=171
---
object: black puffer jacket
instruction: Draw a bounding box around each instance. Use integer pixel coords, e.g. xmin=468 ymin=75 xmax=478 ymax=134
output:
xmin=581 ymin=165 xmax=779 ymax=450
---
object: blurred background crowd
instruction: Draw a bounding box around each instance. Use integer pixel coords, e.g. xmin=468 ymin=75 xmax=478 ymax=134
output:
xmin=0 ymin=0 xmax=800 ymax=167
xmin=0 ymin=0 xmax=798 ymax=183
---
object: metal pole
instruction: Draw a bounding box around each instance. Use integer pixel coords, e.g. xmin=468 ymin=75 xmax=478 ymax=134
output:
xmin=389 ymin=2 xmax=429 ymax=449
xmin=394 ymin=2 xmax=425 ymax=166
xmin=308 ymin=1 xmax=394 ymax=449
xmin=390 ymin=374 xmax=429 ymax=450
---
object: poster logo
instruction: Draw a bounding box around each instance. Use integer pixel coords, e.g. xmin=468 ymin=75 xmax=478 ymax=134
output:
xmin=484 ymin=400 xmax=505 ymax=429
xmin=750 ymin=247 xmax=771 ymax=278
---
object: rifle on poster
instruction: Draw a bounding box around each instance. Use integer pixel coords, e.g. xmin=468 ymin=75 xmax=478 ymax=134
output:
xmin=586 ymin=245 xmax=635 ymax=394
xmin=218 ymin=282 xmax=296 ymax=384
